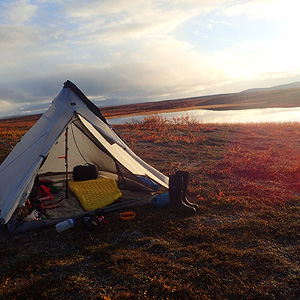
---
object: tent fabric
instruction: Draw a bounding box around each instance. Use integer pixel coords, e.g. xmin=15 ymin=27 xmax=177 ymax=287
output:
xmin=0 ymin=80 xmax=169 ymax=225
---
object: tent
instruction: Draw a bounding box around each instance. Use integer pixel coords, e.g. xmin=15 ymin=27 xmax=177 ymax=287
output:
xmin=0 ymin=80 xmax=169 ymax=234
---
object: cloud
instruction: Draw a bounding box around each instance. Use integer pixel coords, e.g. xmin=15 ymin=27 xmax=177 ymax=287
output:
xmin=64 ymin=0 xmax=229 ymax=19
xmin=0 ymin=0 xmax=230 ymax=101
xmin=0 ymin=24 xmax=42 ymax=51
xmin=2 ymin=0 xmax=37 ymax=24
xmin=61 ymin=0 xmax=235 ymax=46
xmin=0 ymin=34 xmax=227 ymax=112
xmin=63 ymin=5 xmax=194 ymax=46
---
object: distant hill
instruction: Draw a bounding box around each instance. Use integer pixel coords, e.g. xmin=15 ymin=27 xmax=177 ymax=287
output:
xmin=102 ymin=84 xmax=300 ymax=118
xmin=241 ymin=82 xmax=300 ymax=93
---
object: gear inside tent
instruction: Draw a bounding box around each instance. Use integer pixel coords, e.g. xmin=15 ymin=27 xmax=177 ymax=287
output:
xmin=0 ymin=80 xmax=169 ymax=234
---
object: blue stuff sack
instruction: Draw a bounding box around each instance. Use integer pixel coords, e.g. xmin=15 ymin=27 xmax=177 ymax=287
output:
xmin=151 ymin=192 xmax=169 ymax=208
xmin=137 ymin=176 xmax=159 ymax=191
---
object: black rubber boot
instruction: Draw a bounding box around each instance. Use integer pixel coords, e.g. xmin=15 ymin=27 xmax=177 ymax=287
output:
xmin=168 ymin=174 xmax=196 ymax=216
xmin=176 ymin=171 xmax=199 ymax=211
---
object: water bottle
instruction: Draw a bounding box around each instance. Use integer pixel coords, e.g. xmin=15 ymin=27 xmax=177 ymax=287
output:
xmin=55 ymin=219 xmax=75 ymax=232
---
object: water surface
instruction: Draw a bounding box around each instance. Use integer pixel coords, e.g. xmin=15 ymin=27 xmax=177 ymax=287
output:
xmin=108 ymin=107 xmax=300 ymax=125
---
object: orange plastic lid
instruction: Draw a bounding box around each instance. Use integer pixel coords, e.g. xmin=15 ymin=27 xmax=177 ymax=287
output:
xmin=119 ymin=211 xmax=136 ymax=220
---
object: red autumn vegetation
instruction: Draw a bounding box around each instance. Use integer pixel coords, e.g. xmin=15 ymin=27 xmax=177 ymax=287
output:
xmin=1 ymin=114 xmax=300 ymax=299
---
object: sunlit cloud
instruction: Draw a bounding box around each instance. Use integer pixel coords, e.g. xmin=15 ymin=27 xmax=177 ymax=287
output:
xmin=222 ymin=0 xmax=300 ymax=20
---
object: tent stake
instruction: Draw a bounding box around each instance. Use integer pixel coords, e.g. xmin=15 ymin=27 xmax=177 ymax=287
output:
xmin=65 ymin=126 xmax=69 ymax=198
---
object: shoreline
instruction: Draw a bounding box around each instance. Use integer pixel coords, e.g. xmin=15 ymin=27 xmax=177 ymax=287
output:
xmin=104 ymin=102 xmax=299 ymax=119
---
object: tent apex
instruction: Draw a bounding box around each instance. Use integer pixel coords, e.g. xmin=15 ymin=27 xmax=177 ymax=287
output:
xmin=63 ymin=80 xmax=74 ymax=88
xmin=63 ymin=80 xmax=107 ymax=123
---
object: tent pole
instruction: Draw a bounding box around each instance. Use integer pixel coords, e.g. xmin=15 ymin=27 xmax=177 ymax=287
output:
xmin=65 ymin=126 xmax=69 ymax=198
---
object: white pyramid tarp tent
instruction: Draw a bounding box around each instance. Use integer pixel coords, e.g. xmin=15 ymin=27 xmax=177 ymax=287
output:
xmin=0 ymin=81 xmax=168 ymax=232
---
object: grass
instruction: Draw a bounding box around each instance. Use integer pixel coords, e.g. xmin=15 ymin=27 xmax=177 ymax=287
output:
xmin=1 ymin=115 xmax=300 ymax=299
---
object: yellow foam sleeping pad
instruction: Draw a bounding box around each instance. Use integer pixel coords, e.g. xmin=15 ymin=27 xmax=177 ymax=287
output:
xmin=68 ymin=177 xmax=122 ymax=211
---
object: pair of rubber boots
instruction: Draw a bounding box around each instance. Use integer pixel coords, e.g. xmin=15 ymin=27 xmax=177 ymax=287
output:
xmin=169 ymin=171 xmax=198 ymax=216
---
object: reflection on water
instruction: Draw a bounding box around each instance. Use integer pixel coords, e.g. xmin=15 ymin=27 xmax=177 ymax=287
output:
xmin=108 ymin=107 xmax=300 ymax=125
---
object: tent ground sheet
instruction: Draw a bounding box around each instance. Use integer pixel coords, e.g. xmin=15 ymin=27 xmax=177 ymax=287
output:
xmin=43 ymin=174 xmax=155 ymax=219
xmin=7 ymin=174 xmax=156 ymax=234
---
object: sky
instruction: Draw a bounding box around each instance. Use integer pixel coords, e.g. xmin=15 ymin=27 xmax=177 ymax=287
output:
xmin=1 ymin=0 xmax=300 ymax=118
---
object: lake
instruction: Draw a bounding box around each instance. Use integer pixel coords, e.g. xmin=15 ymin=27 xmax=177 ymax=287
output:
xmin=108 ymin=107 xmax=300 ymax=125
